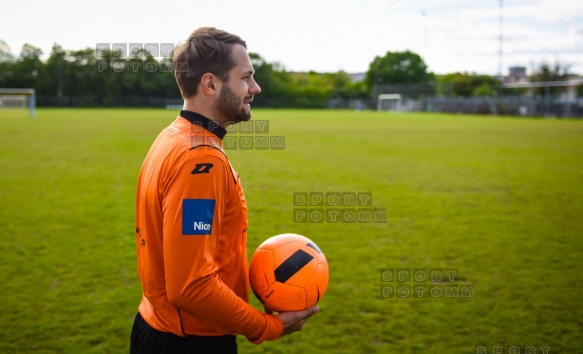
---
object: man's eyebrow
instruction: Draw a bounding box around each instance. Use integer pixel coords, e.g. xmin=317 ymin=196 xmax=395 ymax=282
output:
xmin=243 ymin=69 xmax=255 ymax=76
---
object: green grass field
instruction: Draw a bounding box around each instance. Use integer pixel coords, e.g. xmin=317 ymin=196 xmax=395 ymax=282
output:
xmin=1 ymin=108 xmax=582 ymax=353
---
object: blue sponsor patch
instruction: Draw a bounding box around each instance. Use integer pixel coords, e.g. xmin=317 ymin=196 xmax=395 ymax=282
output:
xmin=182 ymin=199 xmax=215 ymax=235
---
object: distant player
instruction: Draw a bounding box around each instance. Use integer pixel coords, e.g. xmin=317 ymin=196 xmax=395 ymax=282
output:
xmin=130 ymin=27 xmax=319 ymax=354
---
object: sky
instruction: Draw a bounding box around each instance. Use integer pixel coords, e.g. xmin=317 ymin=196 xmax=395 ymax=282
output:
xmin=1 ymin=0 xmax=582 ymax=76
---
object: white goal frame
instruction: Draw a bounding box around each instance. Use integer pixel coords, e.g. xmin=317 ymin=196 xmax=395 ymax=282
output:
xmin=377 ymin=94 xmax=402 ymax=112
xmin=0 ymin=88 xmax=36 ymax=117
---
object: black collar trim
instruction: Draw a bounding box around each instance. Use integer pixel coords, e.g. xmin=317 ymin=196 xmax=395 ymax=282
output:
xmin=180 ymin=110 xmax=226 ymax=140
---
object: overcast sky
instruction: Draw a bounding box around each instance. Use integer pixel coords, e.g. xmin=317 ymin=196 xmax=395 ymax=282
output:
xmin=1 ymin=0 xmax=582 ymax=75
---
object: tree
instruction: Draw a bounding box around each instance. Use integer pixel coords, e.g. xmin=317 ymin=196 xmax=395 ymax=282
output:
xmin=0 ymin=40 xmax=15 ymax=88
xmin=11 ymin=44 xmax=45 ymax=89
xmin=248 ymin=52 xmax=279 ymax=100
xmin=437 ymin=72 xmax=498 ymax=97
xmin=529 ymin=61 xmax=571 ymax=96
xmin=43 ymin=44 xmax=66 ymax=99
xmin=365 ymin=50 xmax=433 ymax=99
xmin=324 ymin=71 xmax=363 ymax=100
xmin=0 ymin=40 xmax=14 ymax=63
xmin=248 ymin=52 xmax=297 ymax=107
xmin=365 ymin=50 xmax=429 ymax=87
xmin=530 ymin=62 xmax=570 ymax=82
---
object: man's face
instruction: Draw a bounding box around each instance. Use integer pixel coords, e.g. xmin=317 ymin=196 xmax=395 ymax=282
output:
xmin=216 ymin=44 xmax=261 ymax=125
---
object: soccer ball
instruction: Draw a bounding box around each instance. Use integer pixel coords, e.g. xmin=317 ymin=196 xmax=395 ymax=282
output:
xmin=249 ymin=233 xmax=329 ymax=312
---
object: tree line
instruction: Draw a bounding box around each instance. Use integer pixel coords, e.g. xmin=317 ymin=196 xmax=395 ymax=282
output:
xmin=0 ymin=41 xmax=579 ymax=108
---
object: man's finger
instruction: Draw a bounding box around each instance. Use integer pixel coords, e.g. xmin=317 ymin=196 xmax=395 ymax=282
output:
xmin=290 ymin=305 xmax=319 ymax=323
xmin=298 ymin=305 xmax=320 ymax=320
xmin=279 ymin=305 xmax=320 ymax=326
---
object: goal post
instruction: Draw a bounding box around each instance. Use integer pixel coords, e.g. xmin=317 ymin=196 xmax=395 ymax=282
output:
xmin=0 ymin=88 xmax=36 ymax=117
xmin=377 ymin=94 xmax=402 ymax=112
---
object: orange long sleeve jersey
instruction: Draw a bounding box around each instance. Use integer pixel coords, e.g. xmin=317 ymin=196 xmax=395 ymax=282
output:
xmin=135 ymin=111 xmax=283 ymax=343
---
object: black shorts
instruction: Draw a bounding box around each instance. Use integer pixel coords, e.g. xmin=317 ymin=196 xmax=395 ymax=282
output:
xmin=130 ymin=312 xmax=238 ymax=354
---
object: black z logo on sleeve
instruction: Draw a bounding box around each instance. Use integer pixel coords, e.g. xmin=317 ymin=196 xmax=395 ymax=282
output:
xmin=191 ymin=163 xmax=214 ymax=174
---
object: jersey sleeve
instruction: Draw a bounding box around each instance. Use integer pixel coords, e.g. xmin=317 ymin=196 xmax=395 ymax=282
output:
xmin=161 ymin=150 xmax=283 ymax=343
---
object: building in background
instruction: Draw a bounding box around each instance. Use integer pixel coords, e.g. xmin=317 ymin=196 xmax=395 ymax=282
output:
xmin=506 ymin=66 xmax=527 ymax=83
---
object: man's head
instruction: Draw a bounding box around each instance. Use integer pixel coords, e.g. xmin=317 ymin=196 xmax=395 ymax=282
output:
xmin=174 ymin=27 xmax=246 ymax=98
xmin=174 ymin=27 xmax=260 ymax=125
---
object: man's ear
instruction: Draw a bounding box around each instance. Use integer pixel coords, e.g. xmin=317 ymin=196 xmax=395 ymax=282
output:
xmin=200 ymin=73 xmax=220 ymax=96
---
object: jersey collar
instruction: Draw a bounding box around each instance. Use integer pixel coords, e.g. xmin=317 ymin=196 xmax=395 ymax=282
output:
xmin=180 ymin=110 xmax=227 ymax=140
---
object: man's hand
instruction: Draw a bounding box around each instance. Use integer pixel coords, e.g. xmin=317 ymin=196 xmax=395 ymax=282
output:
xmin=269 ymin=306 xmax=320 ymax=337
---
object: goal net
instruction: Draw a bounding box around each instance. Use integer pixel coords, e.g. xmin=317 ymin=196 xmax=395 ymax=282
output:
xmin=377 ymin=94 xmax=402 ymax=112
xmin=0 ymin=88 xmax=36 ymax=117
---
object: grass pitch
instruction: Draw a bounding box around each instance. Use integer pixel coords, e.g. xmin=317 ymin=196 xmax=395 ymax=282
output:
xmin=0 ymin=108 xmax=582 ymax=353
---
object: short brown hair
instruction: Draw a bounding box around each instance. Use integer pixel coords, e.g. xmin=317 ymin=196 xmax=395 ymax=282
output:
xmin=173 ymin=27 xmax=247 ymax=98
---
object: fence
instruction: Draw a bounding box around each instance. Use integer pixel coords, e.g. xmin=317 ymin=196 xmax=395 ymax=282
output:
xmin=370 ymin=81 xmax=583 ymax=118
xmin=426 ymin=96 xmax=583 ymax=118
xmin=34 ymin=94 xmax=583 ymax=118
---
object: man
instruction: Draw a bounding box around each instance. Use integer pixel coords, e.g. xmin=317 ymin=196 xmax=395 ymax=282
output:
xmin=130 ymin=27 xmax=319 ymax=354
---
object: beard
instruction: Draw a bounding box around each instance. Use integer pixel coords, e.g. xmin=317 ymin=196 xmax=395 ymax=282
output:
xmin=216 ymin=84 xmax=251 ymax=125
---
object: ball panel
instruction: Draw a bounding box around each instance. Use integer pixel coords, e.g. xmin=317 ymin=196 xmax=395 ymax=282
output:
xmin=276 ymin=239 xmax=328 ymax=288
xmin=273 ymin=248 xmax=314 ymax=283
xmin=263 ymin=282 xmax=307 ymax=312
xmin=270 ymin=241 xmax=313 ymax=267
xmin=257 ymin=233 xmax=312 ymax=251
xmin=303 ymin=264 xmax=329 ymax=307
xmin=313 ymin=250 xmax=328 ymax=266
xmin=249 ymin=248 xmax=275 ymax=302
xmin=306 ymin=241 xmax=322 ymax=254
xmin=281 ymin=262 xmax=318 ymax=288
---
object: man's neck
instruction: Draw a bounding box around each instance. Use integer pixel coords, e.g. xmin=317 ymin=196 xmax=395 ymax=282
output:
xmin=179 ymin=109 xmax=227 ymax=140
xmin=182 ymin=100 xmax=227 ymax=128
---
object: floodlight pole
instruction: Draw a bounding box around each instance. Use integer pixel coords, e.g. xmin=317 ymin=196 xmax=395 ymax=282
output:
xmin=497 ymin=0 xmax=504 ymax=115
xmin=422 ymin=10 xmax=427 ymax=53
xmin=499 ymin=0 xmax=504 ymax=80
xmin=422 ymin=9 xmax=428 ymax=112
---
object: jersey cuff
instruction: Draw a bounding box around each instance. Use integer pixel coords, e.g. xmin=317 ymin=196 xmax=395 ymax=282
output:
xmin=248 ymin=314 xmax=284 ymax=344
